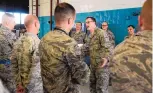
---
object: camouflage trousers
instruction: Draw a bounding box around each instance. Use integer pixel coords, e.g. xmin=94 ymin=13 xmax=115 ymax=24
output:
xmin=90 ymin=66 xmax=110 ymax=93
xmin=26 ymin=76 xmax=43 ymax=93
xmin=43 ymin=84 xmax=81 ymax=93
xmin=26 ymin=62 xmax=44 ymax=93
xmin=0 ymin=64 xmax=16 ymax=93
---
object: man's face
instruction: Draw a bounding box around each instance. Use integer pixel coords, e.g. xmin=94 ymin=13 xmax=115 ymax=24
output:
xmin=102 ymin=22 xmax=108 ymax=30
xmin=127 ymin=26 xmax=135 ymax=35
xmin=9 ymin=19 xmax=16 ymax=30
xmin=68 ymin=15 xmax=76 ymax=31
xmin=76 ymin=23 xmax=82 ymax=31
xmin=85 ymin=18 xmax=96 ymax=31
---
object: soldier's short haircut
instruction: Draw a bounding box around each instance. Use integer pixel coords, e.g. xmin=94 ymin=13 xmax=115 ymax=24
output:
xmin=102 ymin=21 xmax=108 ymax=25
xmin=2 ymin=13 xmax=15 ymax=24
xmin=76 ymin=22 xmax=82 ymax=26
xmin=140 ymin=0 xmax=152 ymax=29
xmin=128 ymin=25 xmax=135 ymax=29
xmin=86 ymin=17 xmax=96 ymax=23
xmin=54 ymin=2 xmax=76 ymax=22
xmin=24 ymin=15 xmax=39 ymax=27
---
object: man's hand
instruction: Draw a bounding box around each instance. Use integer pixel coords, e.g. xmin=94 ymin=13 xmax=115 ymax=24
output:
xmin=16 ymin=84 xmax=25 ymax=93
xmin=100 ymin=58 xmax=108 ymax=68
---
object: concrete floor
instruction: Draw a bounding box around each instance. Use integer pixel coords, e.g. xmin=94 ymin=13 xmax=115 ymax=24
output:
xmin=80 ymin=83 xmax=114 ymax=93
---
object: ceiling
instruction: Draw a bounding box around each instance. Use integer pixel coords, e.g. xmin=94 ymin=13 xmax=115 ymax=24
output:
xmin=0 ymin=0 xmax=29 ymax=13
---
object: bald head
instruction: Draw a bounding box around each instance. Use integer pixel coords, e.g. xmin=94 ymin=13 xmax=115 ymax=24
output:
xmin=24 ymin=15 xmax=40 ymax=34
xmin=139 ymin=0 xmax=152 ymax=30
xmin=24 ymin=15 xmax=39 ymax=28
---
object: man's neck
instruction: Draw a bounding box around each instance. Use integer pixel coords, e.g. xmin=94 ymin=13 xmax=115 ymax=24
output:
xmin=103 ymin=29 xmax=107 ymax=31
xmin=76 ymin=30 xmax=80 ymax=33
xmin=55 ymin=24 xmax=70 ymax=34
xmin=1 ymin=24 xmax=10 ymax=30
xmin=129 ymin=33 xmax=134 ymax=36
xmin=90 ymin=27 xmax=96 ymax=35
xmin=26 ymin=28 xmax=37 ymax=35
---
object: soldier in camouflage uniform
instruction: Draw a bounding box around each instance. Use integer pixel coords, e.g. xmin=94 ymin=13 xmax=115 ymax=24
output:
xmin=102 ymin=22 xmax=115 ymax=50
xmin=11 ymin=15 xmax=43 ymax=93
xmin=70 ymin=22 xmax=89 ymax=65
xmin=102 ymin=21 xmax=115 ymax=86
xmin=109 ymin=0 xmax=152 ymax=93
xmin=85 ymin=17 xmax=110 ymax=93
xmin=39 ymin=3 xmax=90 ymax=93
xmin=0 ymin=13 xmax=16 ymax=93
xmin=70 ymin=22 xmax=88 ymax=44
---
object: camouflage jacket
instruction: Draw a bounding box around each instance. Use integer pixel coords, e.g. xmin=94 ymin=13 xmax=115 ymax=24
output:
xmin=0 ymin=25 xmax=16 ymax=60
xmin=70 ymin=31 xmax=88 ymax=44
xmin=124 ymin=34 xmax=135 ymax=39
xmin=0 ymin=25 xmax=16 ymax=93
xmin=110 ymin=30 xmax=152 ymax=93
xmin=103 ymin=29 xmax=115 ymax=56
xmin=89 ymin=28 xmax=110 ymax=67
xmin=11 ymin=32 xmax=43 ymax=93
xmin=105 ymin=29 xmax=115 ymax=47
xmin=39 ymin=28 xmax=90 ymax=93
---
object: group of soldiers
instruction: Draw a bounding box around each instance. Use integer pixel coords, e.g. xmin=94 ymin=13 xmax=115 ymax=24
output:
xmin=0 ymin=0 xmax=152 ymax=93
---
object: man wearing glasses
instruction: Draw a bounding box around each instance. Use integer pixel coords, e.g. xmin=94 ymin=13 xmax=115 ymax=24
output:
xmin=101 ymin=22 xmax=115 ymax=87
xmin=85 ymin=17 xmax=110 ymax=93
xmin=102 ymin=22 xmax=115 ymax=48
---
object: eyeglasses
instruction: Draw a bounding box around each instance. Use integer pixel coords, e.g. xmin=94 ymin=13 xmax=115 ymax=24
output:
xmin=85 ymin=21 xmax=94 ymax=24
xmin=102 ymin=25 xmax=108 ymax=26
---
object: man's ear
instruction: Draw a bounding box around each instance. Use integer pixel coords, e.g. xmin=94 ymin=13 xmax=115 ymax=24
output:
xmin=34 ymin=21 xmax=37 ymax=28
xmin=138 ymin=15 xmax=143 ymax=27
xmin=68 ymin=18 xmax=71 ymax=25
xmin=5 ymin=21 xmax=9 ymax=26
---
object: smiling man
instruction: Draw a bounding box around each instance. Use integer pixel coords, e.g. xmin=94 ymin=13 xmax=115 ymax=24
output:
xmin=125 ymin=25 xmax=135 ymax=39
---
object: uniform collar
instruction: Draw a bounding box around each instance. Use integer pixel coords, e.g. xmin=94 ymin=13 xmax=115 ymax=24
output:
xmin=25 ymin=32 xmax=38 ymax=38
xmin=74 ymin=31 xmax=82 ymax=34
xmin=138 ymin=30 xmax=152 ymax=38
xmin=54 ymin=27 xmax=68 ymax=35
xmin=0 ymin=25 xmax=11 ymax=32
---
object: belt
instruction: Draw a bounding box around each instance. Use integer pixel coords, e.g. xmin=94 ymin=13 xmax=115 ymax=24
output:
xmin=0 ymin=59 xmax=11 ymax=64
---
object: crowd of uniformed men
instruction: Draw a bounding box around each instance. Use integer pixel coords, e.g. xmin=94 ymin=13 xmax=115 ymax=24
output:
xmin=0 ymin=0 xmax=152 ymax=93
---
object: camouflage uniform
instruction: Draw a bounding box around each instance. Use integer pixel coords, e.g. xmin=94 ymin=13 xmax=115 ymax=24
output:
xmin=39 ymin=28 xmax=90 ymax=93
xmin=89 ymin=28 xmax=110 ymax=93
xmin=70 ymin=31 xmax=88 ymax=44
xmin=0 ymin=25 xmax=16 ymax=93
xmin=124 ymin=34 xmax=134 ymax=39
xmin=103 ymin=29 xmax=115 ymax=86
xmin=104 ymin=29 xmax=115 ymax=52
xmin=70 ymin=31 xmax=90 ymax=65
xmin=110 ymin=30 xmax=152 ymax=93
xmin=11 ymin=32 xmax=43 ymax=93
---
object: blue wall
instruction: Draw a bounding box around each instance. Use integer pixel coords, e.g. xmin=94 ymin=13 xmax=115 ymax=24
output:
xmin=39 ymin=7 xmax=141 ymax=45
